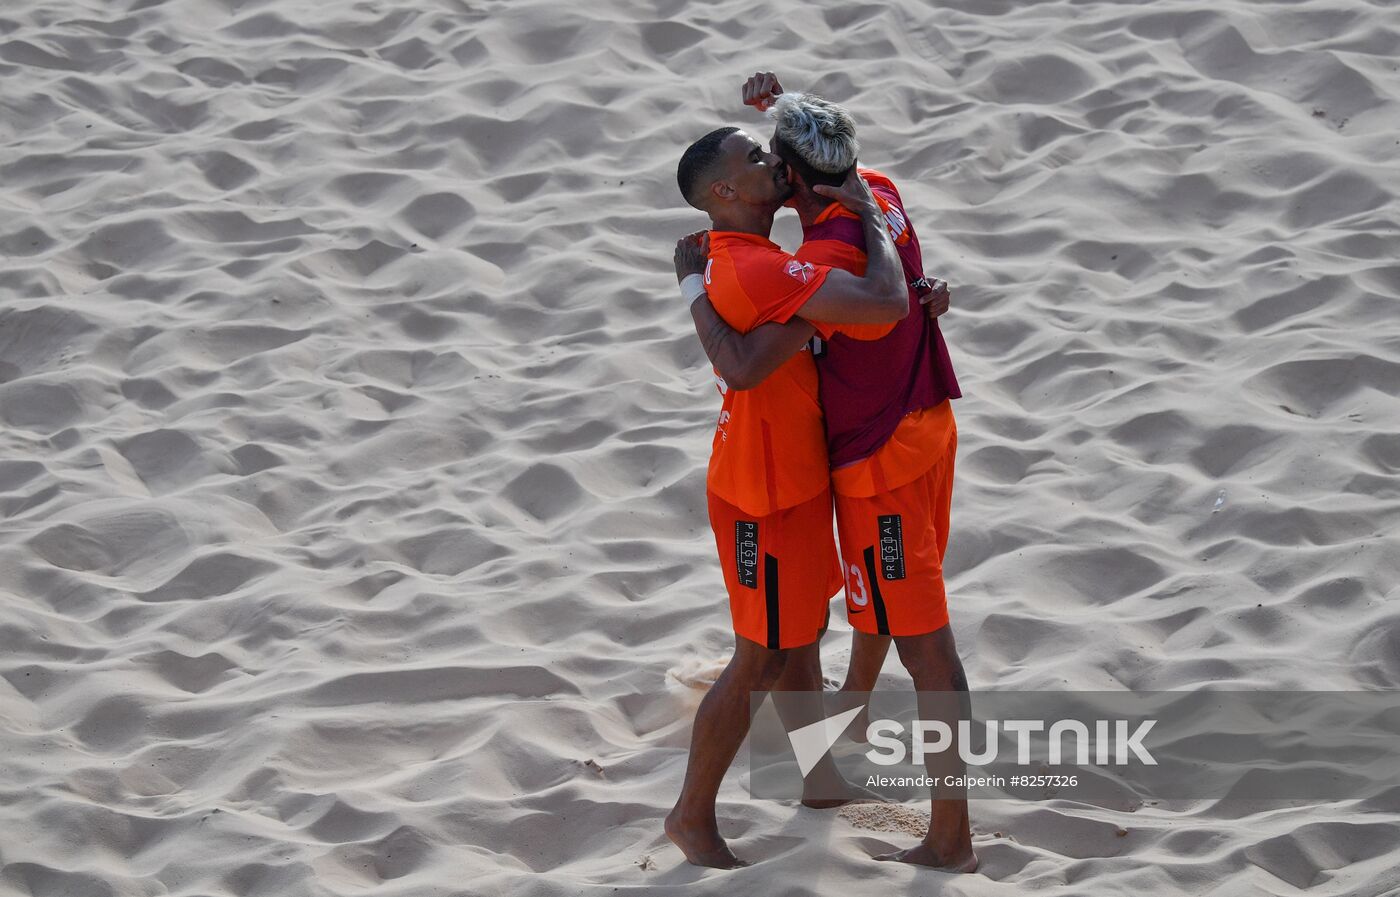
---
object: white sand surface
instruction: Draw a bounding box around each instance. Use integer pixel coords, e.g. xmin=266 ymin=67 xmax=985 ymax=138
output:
xmin=1 ymin=0 xmax=1398 ymax=894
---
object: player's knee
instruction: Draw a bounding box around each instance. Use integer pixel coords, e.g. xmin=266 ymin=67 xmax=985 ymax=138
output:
xmin=898 ymin=647 xmax=934 ymax=681
xmin=755 ymin=649 xmax=790 ymax=689
xmin=895 ymin=628 xmax=960 ymax=682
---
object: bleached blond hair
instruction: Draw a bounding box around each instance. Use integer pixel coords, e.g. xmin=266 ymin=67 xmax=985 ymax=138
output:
xmin=767 ymin=92 xmax=859 ymax=174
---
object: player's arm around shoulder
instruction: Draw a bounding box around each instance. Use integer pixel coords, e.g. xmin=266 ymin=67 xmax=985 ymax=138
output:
xmin=674 ymin=232 xmax=814 ymax=391
xmin=693 ymin=302 xmax=815 ymax=390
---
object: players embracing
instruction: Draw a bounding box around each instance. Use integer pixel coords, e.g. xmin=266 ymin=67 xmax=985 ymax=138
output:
xmin=665 ymin=73 xmax=976 ymax=874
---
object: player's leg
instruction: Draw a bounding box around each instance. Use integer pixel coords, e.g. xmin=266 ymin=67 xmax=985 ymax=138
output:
xmin=770 ymin=636 xmax=882 ymax=808
xmin=841 ymin=630 xmax=891 ymax=693
xmin=763 ymin=488 xmax=873 ymax=807
xmin=839 ymin=447 xmax=976 ymax=871
xmin=878 ymin=624 xmax=976 ymax=871
xmin=667 ymin=489 xmax=838 ymax=866
xmin=666 ymin=633 xmax=789 ymax=868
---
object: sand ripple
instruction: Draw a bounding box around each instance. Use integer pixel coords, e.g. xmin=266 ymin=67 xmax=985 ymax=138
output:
xmin=1 ymin=0 xmax=1397 ymax=894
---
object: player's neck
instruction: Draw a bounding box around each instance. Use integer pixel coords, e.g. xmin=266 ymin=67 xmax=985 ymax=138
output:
xmin=709 ymin=206 xmax=776 ymax=237
xmin=791 ymin=190 xmax=832 ymax=228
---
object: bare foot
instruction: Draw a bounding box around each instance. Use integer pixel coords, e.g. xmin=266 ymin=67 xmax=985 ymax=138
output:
xmin=875 ymin=843 xmax=978 ymax=872
xmin=665 ymin=808 xmax=750 ymax=869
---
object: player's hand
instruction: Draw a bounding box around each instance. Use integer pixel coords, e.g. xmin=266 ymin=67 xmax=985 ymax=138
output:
xmin=922 ymin=278 xmax=951 ymax=318
xmin=674 ymin=231 xmax=709 ymax=284
xmin=742 ymin=71 xmax=784 ymax=111
xmin=811 ymin=168 xmax=879 ymax=217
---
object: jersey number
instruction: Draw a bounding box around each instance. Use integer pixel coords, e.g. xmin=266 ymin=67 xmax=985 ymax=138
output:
xmin=846 ymin=563 xmax=869 ymax=607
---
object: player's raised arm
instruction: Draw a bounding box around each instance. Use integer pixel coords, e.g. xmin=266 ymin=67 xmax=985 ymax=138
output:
xmin=741 ymin=71 xmax=784 ymax=112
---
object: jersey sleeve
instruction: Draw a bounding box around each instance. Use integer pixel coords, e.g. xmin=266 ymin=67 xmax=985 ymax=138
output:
xmin=732 ymin=248 xmax=833 ymax=328
xmin=795 ymin=239 xmax=897 ymax=342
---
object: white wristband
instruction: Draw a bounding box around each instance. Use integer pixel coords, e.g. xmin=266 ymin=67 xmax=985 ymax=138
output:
xmin=679 ymin=273 xmax=707 ymax=306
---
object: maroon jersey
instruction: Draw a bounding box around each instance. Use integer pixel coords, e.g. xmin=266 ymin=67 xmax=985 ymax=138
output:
xmin=796 ymin=169 xmax=961 ymax=468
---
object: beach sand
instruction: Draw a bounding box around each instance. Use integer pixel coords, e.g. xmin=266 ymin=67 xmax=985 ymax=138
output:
xmin=1 ymin=0 xmax=1398 ymax=894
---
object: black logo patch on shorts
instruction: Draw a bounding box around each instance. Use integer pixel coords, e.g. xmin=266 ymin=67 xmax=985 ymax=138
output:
xmin=877 ymin=514 xmax=905 ymax=580
xmin=735 ymin=521 xmax=759 ymax=589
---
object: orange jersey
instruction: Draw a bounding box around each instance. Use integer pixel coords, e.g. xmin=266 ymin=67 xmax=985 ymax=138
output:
xmin=703 ymin=231 xmax=834 ymax=517
xmin=830 ymin=400 xmax=955 ymax=497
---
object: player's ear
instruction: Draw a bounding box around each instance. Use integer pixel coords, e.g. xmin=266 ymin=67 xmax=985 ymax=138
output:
xmin=711 ymin=178 xmax=735 ymax=202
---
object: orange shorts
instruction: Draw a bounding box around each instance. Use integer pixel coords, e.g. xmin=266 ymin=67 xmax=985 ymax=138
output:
xmin=833 ymin=428 xmax=956 ymax=637
xmin=708 ymin=487 xmax=844 ymax=649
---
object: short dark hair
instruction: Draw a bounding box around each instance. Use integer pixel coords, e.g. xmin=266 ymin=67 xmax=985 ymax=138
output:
xmin=773 ymin=135 xmax=849 ymax=191
xmin=677 ymin=126 xmax=739 ymax=209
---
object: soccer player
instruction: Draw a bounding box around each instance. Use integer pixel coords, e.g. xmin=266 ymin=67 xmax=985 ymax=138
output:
xmin=666 ymin=123 xmax=912 ymax=869
xmin=673 ymin=75 xmax=975 ymax=873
